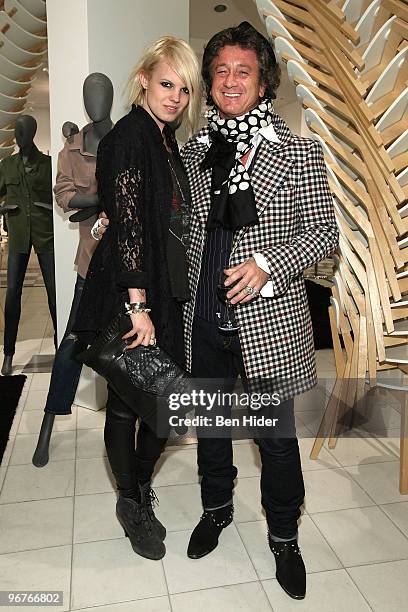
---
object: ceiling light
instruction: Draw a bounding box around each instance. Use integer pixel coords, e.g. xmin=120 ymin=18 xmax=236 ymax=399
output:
xmin=214 ymin=4 xmax=228 ymax=12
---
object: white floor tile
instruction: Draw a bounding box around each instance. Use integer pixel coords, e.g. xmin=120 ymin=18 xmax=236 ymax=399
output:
xmin=295 ymin=383 xmax=332 ymax=413
xmin=0 ymin=497 xmax=73 ymax=554
xmin=237 ymin=515 xmax=341 ymax=579
xmin=1 ymin=438 xmax=13 ymax=468
xmin=70 ymin=538 xmax=167 ymax=609
xmin=298 ymin=438 xmax=341 ymax=471
xmin=326 ymin=435 xmax=399 ymax=467
xmin=154 ymin=482 xmax=203 ymax=532
xmin=23 ymin=387 xmax=49 ymax=411
xmin=74 ymin=598 xmax=171 ymax=612
xmin=348 ymin=559 xmax=408 ymax=612
xmin=30 ymin=373 xmax=52 ymax=390
xmin=0 ymin=466 xmax=6 ymax=490
xmin=76 ymin=406 xmax=106 ymax=429
xmin=163 ymin=524 xmax=257 ymax=594
xmin=345 ymin=462 xmax=406 ymax=504
xmin=378 ymin=435 xmax=400 ymax=456
xmin=262 ymin=569 xmax=372 ymax=612
xmin=232 ymin=441 xmax=261 ymax=477
xmin=10 ymin=431 xmax=75 ymax=465
xmin=0 ymin=460 xmax=75 ymax=503
xmin=76 ymin=427 xmax=106 ymax=459
xmin=303 ymin=468 xmax=374 ymax=514
xmin=233 ymin=476 xmax=264 ymax=523
xmin=75 ymin=457 xmax=115 ymax=495
xmin=73 ymin=492 xmax=122 ymax=543
xmin=153 ymin=448 xmax=199 ymax=487
xmin=0 ymin=545 xmax=71 ymax=611
xmin=311 ymin=506 xmax=408 ymax=566
xmin=17 ymin=410 xmax=76 ymax=435
xmin=380 ymin=501 xmax=408 ymax=537
xmin=171 ymin=581 xmax=272 ymax=611
xmin=296 ymin=409 xmax=330 ymax=436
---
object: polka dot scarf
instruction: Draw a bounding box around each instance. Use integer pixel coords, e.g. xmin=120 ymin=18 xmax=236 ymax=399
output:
xmin=202 ymin=99 xmax=274 ymax=231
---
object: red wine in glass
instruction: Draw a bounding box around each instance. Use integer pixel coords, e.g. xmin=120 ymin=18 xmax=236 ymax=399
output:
xmin=216 ymin=268 xmax=240 ymax=332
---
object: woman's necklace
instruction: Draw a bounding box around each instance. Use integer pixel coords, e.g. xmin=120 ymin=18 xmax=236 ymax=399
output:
xmin=167 ymin=153 xmax=190 ymax=248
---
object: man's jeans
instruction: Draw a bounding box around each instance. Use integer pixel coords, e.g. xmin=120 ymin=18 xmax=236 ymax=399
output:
xmin=44 ymin=275 xmax=87 ymax=415
xmin=191 ymin=316 xmax=305 ymax=539
xmin=4 ymin=250 xmax=57 ymax=355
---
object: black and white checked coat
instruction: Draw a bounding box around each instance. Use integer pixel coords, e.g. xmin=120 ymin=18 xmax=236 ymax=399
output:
xmin=181 ymin=113 xmax=339 ymax=398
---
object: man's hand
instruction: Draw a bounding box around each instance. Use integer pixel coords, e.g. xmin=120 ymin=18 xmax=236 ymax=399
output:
xmin=225 ymin=257 xmax=269 ymax=304
xmin=122 ymin=312 xmax=156 ymax=349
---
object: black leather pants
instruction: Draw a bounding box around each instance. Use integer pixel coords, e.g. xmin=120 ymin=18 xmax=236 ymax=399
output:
xmin=104 ymin=386 xmax=168 ymax=497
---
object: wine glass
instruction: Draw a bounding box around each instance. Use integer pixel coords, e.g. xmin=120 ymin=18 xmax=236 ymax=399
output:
xmin=216 ymin=268 xmax=240 ymax=332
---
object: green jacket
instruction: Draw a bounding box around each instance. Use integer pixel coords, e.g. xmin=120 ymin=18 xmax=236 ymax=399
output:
xmin=0 ymin=146 xmax=53 ymax=253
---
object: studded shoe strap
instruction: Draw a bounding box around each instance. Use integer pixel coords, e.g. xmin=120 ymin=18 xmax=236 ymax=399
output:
xmin=268 ymin=532 xmax=302 ymax=556
xmin=201 ymin=505 xmax=234 ymax=528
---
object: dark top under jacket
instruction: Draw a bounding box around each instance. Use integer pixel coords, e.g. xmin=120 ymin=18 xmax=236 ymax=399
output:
xmin=0 ymin=146 xmax=53 ymax=254
xmin=74 ymin=105 xmax=188 ymax=364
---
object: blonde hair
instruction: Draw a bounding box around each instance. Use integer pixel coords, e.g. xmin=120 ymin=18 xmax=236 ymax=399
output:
xmin=126 ymin=36 xmax=202 ymax=136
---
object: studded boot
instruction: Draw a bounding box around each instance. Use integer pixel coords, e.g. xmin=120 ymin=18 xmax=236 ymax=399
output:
xmin=139 ymin=481 xmax=166 ymax=540
xmin=187 ymin=504 xmax=234 ymax=559
xmin=268 ymin=533 xmax=306 ymax=600
xmin=116 ymin=495 xmax=165 ymax=560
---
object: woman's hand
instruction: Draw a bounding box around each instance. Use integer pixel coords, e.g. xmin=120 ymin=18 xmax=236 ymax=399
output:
xmin=122 ymin=312 xmax=156 ymax=349
xmin=91 ymin=211 xmax=110 ymax=240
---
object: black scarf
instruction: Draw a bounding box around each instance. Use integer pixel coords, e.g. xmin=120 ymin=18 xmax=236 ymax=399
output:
xmin=201 ymin=99 xmax=275 ymax=231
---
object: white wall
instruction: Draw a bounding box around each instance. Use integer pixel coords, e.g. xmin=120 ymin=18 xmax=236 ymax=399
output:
xmin=87 ymin=0 xmax=189 ymax=122
xmin=47 ymin=0 xmax=189 ymax=342
xmin=47 ymin=0 xmax=90 ymax=341
xmin=46 ymin=0 xmax=189 ymax=409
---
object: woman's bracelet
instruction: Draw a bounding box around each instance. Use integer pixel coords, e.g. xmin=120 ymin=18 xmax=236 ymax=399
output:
xmin=125 ymin=302 xmax=151 ymax=315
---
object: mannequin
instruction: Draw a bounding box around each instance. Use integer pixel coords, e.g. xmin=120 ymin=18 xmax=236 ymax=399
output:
xmin=62 ymin=121 xmax=79 ymax=140
xmin=0 ymin=115 xmax=55 ymax=376
xmin=32 ymin=73 xmax=113 ymax=467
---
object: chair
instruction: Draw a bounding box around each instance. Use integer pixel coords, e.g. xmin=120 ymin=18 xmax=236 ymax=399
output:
xmin=273 ymin=36 xmax=304 ymax=64
xmin=376 ymin=86 xmax=408 ymax=148
xmin=355 ymin=0 xmax=382 ymax=48
xmin=365 ymin=46 xmax=408 ymax=120
xmin=0 ymin=73 xmax=32 ymax=97
xmin=17 ymin=0 xmax=46 ymax=21
xmin=4 ymin=0 xmax=47 ymax=35
xmin=0 ymin=108 xmax=23 ymax=129
xmin=265 ymin=14 xmax=293 ymax=40
xmin=0 ymin=127 xmax=15 ymax=147
xmin=255 ymin=0 xmax=285 ymax=23
xmin=342 ymin=0 xmax=373 ymax=24
xmin=0 ymin=30 xmax=45 ymax=65
xmin=0 ymin=144 xmax=16 ymax=158
xmin=0 ymin=54 xmax=40 ymax=81
xmin=0 ymin=91 xmax=26 ymax=112
xmin=0 ymin=12 xmax=47 ymax=52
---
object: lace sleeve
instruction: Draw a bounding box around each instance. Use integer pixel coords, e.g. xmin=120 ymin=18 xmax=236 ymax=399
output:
xmin=115 ymin=166 xmax=147 ymax=288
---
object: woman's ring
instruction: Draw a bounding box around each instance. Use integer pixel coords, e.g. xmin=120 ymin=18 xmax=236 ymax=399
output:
xmin=149 ymin=337 xmax=157 ymax=346
xmin=244 ymin=285 xmax=256 ymax=296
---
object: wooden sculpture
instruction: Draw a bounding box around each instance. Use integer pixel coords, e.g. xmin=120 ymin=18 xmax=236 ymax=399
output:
xmin=255 ymin=0 xmax=408 ymax=492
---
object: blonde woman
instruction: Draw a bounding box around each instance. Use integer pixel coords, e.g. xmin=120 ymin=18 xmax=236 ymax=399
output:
xmin=74 ymin=37 xmax=201 ymax=560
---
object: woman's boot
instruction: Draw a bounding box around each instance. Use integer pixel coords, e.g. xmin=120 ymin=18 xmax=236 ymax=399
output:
xmin=116 ymin=494 xmax=165 ymax=560
xmin=139 ymin=481 xmax=166 ymax=540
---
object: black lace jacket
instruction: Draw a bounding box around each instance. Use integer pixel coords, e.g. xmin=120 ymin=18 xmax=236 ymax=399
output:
xmin=74 ymin=106 xmax=186 ymax=361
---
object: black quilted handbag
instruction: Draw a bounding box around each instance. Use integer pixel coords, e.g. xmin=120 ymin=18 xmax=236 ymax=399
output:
xmin=77 ymin=313 xmax=191 ymax=429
